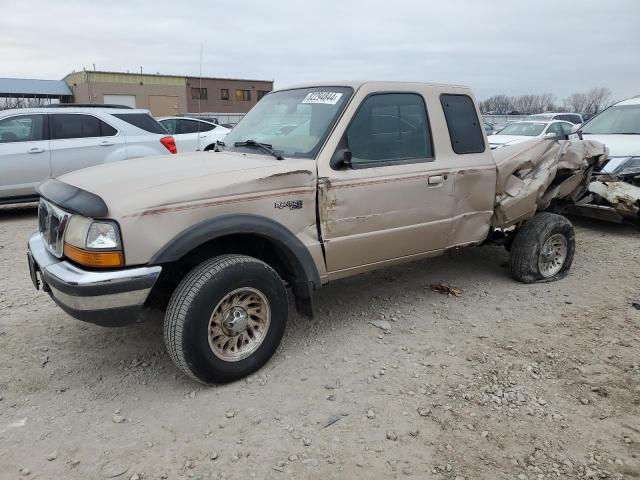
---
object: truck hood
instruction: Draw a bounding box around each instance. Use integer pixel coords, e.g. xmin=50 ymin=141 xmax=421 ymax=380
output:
xmin=58 ymin=151 xmax=317 ymax=217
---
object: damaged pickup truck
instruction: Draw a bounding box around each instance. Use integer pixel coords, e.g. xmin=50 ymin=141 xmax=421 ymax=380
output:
xmin=27 ymin=82 xmax=607 ymax=383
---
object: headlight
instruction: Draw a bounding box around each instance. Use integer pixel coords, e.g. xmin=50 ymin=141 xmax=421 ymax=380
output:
xmin=63 ymin=216 xmax=124 ymax=268
xmin=86 ymin=222 xmax=121 ymax=249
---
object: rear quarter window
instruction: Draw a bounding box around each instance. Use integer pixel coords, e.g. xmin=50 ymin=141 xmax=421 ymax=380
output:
xmin=440 ymin=94 xmax=485 ymax=154
xmin=113 ymin=113 xmax=167 ymax=134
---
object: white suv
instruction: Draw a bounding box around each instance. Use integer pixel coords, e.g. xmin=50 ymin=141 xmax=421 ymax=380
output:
xmin=0 ymin=105 xmax=177 ymax=204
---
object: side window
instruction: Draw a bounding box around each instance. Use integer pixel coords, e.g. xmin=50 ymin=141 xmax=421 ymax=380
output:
xmin=0 ymin=114 xmax=45 ymax=143
xmin=197 ymin=121 xmax=215 ymax=132
xmin=113 ymin=113 xmax=166 ymax=134
xmin=546 ymin=122 xmax=564 ymax=137
xmin=560 ymin=122 xmax=574 ymax=135
xmin=51 ymin=114 xmax=116 ymax=139
xmin=160 ymin=119 xmax=177 ymax=134
xmin=440 ymin=94 xmax=485 ymax=154
xmin=346 ymin=93 xmax=433 ymax=166
xmin=101 ymin=122 xmax=117 ymax=136
xmin=176 ymin=120 xmax=202 ymax=134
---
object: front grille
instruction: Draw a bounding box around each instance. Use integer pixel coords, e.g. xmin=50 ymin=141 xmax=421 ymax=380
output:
xmin=38 ymin=198 xmax=71 ymax=258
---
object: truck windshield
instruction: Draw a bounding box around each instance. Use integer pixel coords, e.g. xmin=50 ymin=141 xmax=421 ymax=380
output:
xmin=581 ymin=104 xmax=640 ymax=135
xmin=225 ymin=87 xmax=353 ymax=159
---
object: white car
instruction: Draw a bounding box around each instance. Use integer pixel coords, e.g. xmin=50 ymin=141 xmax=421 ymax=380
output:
xmin=488 ymin=120 xmax=575 ymax=149
xmin=579 ymin=96 xmax=640 ymax=175
xmin=157 ymin=117 xmax=230 ymax=152
xmin=0 ymin=106 xmax=176 ymax=204
xmin=528 ymin=112 xmax=585 ymax=125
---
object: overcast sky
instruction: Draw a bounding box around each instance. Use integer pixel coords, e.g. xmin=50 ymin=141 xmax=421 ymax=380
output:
xmin=1 ymin=0 xmax=638 ymax=101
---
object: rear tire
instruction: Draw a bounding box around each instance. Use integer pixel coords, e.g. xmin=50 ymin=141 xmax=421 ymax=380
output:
xmin=164 ymin=254 xmax=288 ymax=384
xmin=509 ymin=213 xmax=575 ymax=283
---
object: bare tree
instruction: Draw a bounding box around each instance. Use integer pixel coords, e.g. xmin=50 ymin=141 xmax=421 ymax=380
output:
xmin=0 ymin=96 xmax=56 ymax=111
xmin=585 ymin=87 xmax=613 ymax=114
xmin=563 ymin=92 xmax=589 ymax=113
xmin=483 ymin=94 xmax=512 ymax=114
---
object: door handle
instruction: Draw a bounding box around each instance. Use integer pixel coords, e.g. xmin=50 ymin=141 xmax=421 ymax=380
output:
xmin=428 ymin=175 xmax=445 ymax=185
xmin=99 ymin=141 xmax=115 ymax=147
xmin=27 ymin=147 xmax=45 ymax=154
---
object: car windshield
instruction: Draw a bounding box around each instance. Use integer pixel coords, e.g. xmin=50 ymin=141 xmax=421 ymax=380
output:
xmin=581 ymin=104 xmax=640 ymax=135
xmin=224 ymin=87 xmax=353 ymax=158
xmin=496 ymin=122 xmax=546 ymax=136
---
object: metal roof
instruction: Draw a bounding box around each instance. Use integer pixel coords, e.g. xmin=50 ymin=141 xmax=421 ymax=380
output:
xmin=0 ymin=78 xmax=72 ymax=96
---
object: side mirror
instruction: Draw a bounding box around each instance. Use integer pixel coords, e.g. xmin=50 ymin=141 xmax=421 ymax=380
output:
xmin=544 ymin=132 xmax=557 ymax=138
xmin=571 ymin=125 xmax=583 ymax=139
xmin=330 ymin=149 xmax=352 ymax=169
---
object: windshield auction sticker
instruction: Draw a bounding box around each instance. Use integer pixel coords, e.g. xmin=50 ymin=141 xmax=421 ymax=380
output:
xmin=301 ymin=92 xmax=343 ymax=105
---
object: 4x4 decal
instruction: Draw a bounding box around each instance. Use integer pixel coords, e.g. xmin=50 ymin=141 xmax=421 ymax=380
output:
xmin=274 ymin=200 xmax=303 ymax=210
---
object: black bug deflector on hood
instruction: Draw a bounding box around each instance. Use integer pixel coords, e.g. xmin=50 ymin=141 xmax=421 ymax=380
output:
xmin=37 ymin=179 xmax=109 ymax=218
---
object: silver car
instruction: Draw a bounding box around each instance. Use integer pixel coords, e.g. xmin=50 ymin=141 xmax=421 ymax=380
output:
xmin=0 ymin=106 xmax=176 ymax=204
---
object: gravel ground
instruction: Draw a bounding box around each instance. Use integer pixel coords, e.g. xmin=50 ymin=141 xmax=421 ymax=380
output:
xmin=1 ymin=204 xmax=639 ymax=480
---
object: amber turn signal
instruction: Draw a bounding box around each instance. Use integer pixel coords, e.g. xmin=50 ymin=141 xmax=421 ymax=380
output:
xmin=63 ymin=243 xmax=124 ymax=268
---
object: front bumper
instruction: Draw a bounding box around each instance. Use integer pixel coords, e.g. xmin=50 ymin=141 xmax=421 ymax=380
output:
xmin=27 ymin=232 xmax=161 ymax=326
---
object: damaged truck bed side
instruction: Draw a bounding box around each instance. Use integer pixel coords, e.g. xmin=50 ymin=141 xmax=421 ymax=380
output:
xmin=492 ymin=138 xmax=607 ymax=227
xmin=27 ymin=81 xmax=607 ymax=383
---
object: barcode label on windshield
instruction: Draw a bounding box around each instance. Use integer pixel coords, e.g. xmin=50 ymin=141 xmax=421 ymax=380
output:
xmin=301 ymin=92 xmax=343 ymax=105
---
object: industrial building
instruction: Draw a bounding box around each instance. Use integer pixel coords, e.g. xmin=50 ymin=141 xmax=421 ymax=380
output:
xmin=64 ymin=70 xmax=273 ymax=117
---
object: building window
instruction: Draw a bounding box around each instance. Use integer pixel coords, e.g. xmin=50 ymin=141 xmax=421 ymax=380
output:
xmin=221 ymin=88 xmax=229 ymax=101
xmin=235 ymin=89 xmax=251 ymax=101
xmin=191 ymin=87 xmax=208 ymax=100
xmin=257 ymin=90 xmax=269 ymax=101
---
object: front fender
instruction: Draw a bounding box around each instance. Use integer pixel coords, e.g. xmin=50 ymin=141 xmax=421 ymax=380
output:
xmin=149 ymin=213 xmax=321 ymax=295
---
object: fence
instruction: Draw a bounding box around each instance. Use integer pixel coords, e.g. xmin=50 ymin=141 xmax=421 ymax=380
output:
xmin=482 ymin=114 xmax=528 ymax=126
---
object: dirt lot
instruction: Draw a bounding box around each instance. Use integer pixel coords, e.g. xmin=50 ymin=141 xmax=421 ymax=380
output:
xmin=1 ymin=204 xmax=639 ymax=480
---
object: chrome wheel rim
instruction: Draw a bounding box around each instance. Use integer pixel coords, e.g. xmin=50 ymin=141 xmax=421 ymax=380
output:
xmin=538 ymin=233 xmax=567 ymax=278
xmin=208 ymin=287 xmax=271 ymax=362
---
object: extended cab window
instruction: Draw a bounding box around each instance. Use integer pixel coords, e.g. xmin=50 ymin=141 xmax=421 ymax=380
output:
xmin=347 ymin=93 xmax=433 ymax=166
xmin=0 ymin=114 xmax=45 ymax=143
xmin=51 ymin=114 xmax=117 ymax=139
xmin=440 ymin=94 xmax=485 ymax=154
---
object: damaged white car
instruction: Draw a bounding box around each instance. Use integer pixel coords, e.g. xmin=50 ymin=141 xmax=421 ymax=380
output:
xmin=569 ymin=96 xmax=640 ymax=224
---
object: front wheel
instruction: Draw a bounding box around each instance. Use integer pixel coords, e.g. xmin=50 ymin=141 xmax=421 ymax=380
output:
xmin=164 ymin=254 xmax=288 ymax=383
xmin=509 ymin=213 xmax=575 ymax=283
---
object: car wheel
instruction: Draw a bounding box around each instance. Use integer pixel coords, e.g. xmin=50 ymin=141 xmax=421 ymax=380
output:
xmin=164 ymin=254 xmax=288 ymax=383
xmin=509 ymin=213 xmax=575 ymax=283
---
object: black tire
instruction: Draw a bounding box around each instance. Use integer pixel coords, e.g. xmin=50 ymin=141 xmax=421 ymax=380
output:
xmin=509 ymin=212 xmax=575 ymax=284
xmin=204 ymin=144 xmax=216 ymax=151
xmin=164 ymin=254 xmax=288 ymax=384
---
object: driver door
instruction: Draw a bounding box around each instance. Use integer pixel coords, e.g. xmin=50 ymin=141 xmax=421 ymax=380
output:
xmin=318 ymin=92 xmax=454 ymax=276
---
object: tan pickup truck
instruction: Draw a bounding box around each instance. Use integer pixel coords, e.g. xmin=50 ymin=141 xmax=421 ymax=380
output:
xmin=27 ymin=82 xmax=607 ymax=383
